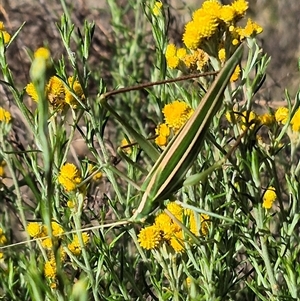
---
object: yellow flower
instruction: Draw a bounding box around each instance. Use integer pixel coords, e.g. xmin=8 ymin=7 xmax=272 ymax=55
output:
xmin=27 ymin=222 xmax=42 ymax=238
xmin=165 ymin=44 xmax=177 ymax=59
xmin=68 ymin=233 xmax=89 ymax=256
xmin=166 ymin=56 xmax=180 ymax=69
xmin=183 ymin=20 xmax=202 ymax=50
xmin=41 ymin=237 xmax=53 ymax=249
xmin=46 ymin=76 xmax=65 ymax=108
xmin=220 ymin=5 xmax=235 ymax=24
xmin=218 ymin=48 xmax=226 ymax=63
xmin=170 ymin=230 xmax=185 ymax=253
xmin=26 ymin=82 xmax=39 ymax=102
xmin=275 ymin=107 xmax=289 ymax=125
xmin=51 ymin=221 xmax=64 ymax=237
xmin=0 ymin=161 xmax=6 ymax=177
xmin=0 ymin=107 xmax=11 ymax=124
xmin=44 ymin=259 xmax=56 ymax=279
xmin=231 ymin=0 xmax=248 ymax=19
xmin=240 ymin=110 xmax=258 ymax=131
xmin=166 ymin=202 xmax=183 ymax=221
xmin=154 ymin=213 xmax=177 ymax=240
xmin=138 ymin=225 xmax=161 ymax=250
xmin=176 ymin=48 xmax=187 ymax=59
xmin=241 ymin=18 xmax=263 ymax=37
xmin=183 ymin=9 xmax=218 ymax=50
xmin=291 ymin=108 xmax=300 ymax=132
xmin=155 ymin=123 xmax=170 ymax=147
xmin=152 ymin=1 xmax=163 ymax=16
xmin=162 ymin=100 xmax=194 ymax=132
xmin=0 ymin=23 xmax=11 ymax=44
xmin=201 ymin=0 xmax=221 ymax=19
xmin=0 ymin=252 xmax=3 ymax=259
xmin=67 ymin=199 xmax=75 ymax=208
xmin=183 ymin=49 xmax=209 ymax=71
xmin=263 ymin=186 xmax=277 ymax=209
xmin=0 ymin=228 xmax=7 ymax=245
xmin=230 ymin=65 xmax=241 ymax=82
xmin=64 ymin=77 xmax=85 ymax=108
xmin=58 ymin=163 xmax=82 ymax=192
xmin=34 ymin=47 xmax=51 ymax=60
xmin=0 ymin=31 xmax=11 ymax=44
xmin=258 ymin=113 xmax=275 ymax=126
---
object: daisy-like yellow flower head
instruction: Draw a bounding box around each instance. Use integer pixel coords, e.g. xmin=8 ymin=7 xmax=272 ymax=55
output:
xmin=231 ymin=0 xmax=248 ymax=19
xmin=275 ymin=107 xmax=289 ymax=125
xmin=162 ymin=100 xmax=194 ymax=132
xmin=46 ymin=76 xmax=65 ymax=108
xmin=34 ymin=47 xmax=51 ymax=60
xmin=0 ymin=107 xmax=12 ymax=124
xmin=51 ymin=221 xmax=64 ymax=237
xmin=166 ymin=202 xmax=183 ymax=220
xmin=27 ymin=222 xmax=42 ymax=238
xmin=201 ymin=0 xmax=221 ymax=19
xmin=68 ymin=233 xmax=89 ymax=256
xmin=170 ymin=230 xmax=185 ymax=253
xmin=44 ymin=259 xmax=56 ymax=280
xmin=263 ymin=186 xmax=277 ymax=209
xmin=64 ymin=77 xmax=85 ymax=108
xmin=41 ymin=237 xmax=53 ymax=250
xmin=138 ymin=225 xmax=161 ymax=250
xmin=154 ymin=212 xmax=177 ymax=240
xmin=220 ymin=5 xmax=235 ymax=24
xmin=58 ymin=163 xmax=82 ymax=192
xmin=155 ymin=123 xmax=170 ymax=147
xmin=258 ymin=113 xmax=275 ymax=127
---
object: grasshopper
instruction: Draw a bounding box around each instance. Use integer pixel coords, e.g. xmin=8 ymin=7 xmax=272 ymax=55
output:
xmin=0 ymin=45 xmax=243 ymax=251
xmin=101 ymin=44 xmax=243 ymax=223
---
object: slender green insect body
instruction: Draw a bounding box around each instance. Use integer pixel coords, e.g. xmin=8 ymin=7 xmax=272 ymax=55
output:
xmin=131 ymin=44 xmax=244 ymax=222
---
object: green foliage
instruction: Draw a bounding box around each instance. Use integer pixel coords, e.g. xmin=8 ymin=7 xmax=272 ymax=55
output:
xmin=0 ymin=1 xmax=299 ymax=301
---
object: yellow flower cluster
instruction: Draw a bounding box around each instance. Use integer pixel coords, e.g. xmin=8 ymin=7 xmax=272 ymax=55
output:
xmin=58 ymin=163 xmax=82 ymax=192
xmin=27 ymin=221 xmax=64 ymax=240
xmin=166 ymin=0 xmax=262 ymax=72
xmin=26 ymin=75 xmax=85 ymax=109
xmin=138 ymin=202 xmax=210 ymax=253
xmin=0 ymin=107 xmax=12 ymax=124
xmin=262 ymin=186 xmax=277 ymax=209
xmin=67 ymin=233 xmax=89 ymax=256
xmin=165 ymin=44 xmax=209 ymax=71
xmin=226 ymin=110 xmax=275 ymax=131
xmin=0 ymin=22 xmax=11 ymax=44
xmin=155 ymin=100 xmax=194 ymax=147
xmin=26 ymin=221 xmax=67 ymax=288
